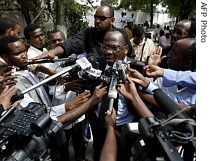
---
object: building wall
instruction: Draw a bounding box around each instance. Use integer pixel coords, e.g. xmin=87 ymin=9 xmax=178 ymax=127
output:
xmin=85 ymin=9 xmax=176 ymax=28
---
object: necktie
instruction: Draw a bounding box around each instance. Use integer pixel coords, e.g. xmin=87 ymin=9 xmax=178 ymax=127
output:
xmin=98 ymin=95 xmax=110 ymax=127
xmin=27 ymin=71 xmax=52 ymax=110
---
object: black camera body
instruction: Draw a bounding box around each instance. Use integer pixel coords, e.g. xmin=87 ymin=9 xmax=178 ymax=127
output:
xmin=0 ymin=102 xmax=65 ymax=161
xmin=121 ymin=116 xmax=192 ymax=161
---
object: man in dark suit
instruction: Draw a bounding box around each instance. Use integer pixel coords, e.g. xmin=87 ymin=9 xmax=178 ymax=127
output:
xmin=90 ymin=28 xmax=138 ymax=161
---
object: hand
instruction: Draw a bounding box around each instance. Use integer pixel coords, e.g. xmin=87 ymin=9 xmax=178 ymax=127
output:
xmin=65 ymin=90 xmax=91 ymax=111
xmin=64 ymin=79 xmax=85 ymax=93
xmin=126 ymin=65 xmax=149 ymax=88
xmin=116 ymin=75 xmax=139 ymax=101
xmin=147 ymin=46 xmax=162 ymax=65
xmin=30 ymin=50 xmax=56 ymax=61
xmin=0 ymin=66 xmax=18 ymax=89
xmin=0 ymin=85 xmax=20 ymax=110
xmin=143 ymin=65 xmax=164 ymax=78
xmin=104 ymin=109 xmax=116 ymax=128
xmin=91 ymin=83 xmax=107 ymax=104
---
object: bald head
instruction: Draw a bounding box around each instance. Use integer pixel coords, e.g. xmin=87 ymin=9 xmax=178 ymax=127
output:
xmin=96 ymin=5 xmax=114 ymax=17
xmin=167 ymin=38 xmax=196 ymax=71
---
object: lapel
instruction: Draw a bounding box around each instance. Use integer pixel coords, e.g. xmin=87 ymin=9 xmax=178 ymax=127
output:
xmin=18 ymin=70 xmax=52 ymax=107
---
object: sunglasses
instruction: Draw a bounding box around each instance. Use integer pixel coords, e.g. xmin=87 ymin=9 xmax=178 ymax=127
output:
xmin=94 ymin=15 xmax=113 ymax=21
xmin=51 ymin=39 xmax=63 ymax=43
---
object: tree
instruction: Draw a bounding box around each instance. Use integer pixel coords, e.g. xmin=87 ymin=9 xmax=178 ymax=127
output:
xmin=161 ymin=0 xmax=196 ymax=21
xmin=0 ymin=0 xmax=90 ymax=37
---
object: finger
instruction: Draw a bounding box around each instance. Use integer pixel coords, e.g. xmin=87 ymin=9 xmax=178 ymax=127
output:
xmin=161 ymin=55 xmax=167 ymax=62
xmin=126 ymin=75 xmax=133 ymax=84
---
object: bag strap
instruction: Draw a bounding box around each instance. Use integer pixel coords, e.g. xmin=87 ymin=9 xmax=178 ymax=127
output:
xmin=140 ymin=38 xmax=147 ymax=61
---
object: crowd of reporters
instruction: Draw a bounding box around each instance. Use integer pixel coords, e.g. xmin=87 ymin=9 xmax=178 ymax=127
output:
xmin=0 ymin=4 xmax=196 ymax=161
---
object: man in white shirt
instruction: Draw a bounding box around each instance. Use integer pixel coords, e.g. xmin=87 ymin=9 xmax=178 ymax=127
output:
xmin=23 ymin=24 xmax=60 ymax=75
xmin=130 ymin=25 xmax=155 ymax=62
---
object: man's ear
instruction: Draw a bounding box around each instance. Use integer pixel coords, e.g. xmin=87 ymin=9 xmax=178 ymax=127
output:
xmin=111 ymin=17 xmax=115 ymax=24
xmin=124 ymin=45 xmax=129 ymax=56
xmin=4 ymin=28 xmax=12 ymax=36
xmin=8 ymin=28 xmax=14 ymax=36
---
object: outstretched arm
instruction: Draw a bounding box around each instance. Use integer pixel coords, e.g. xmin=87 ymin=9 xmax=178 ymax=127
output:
xmin=116 ymin=75 xmax=153 ymax=118
xmin=57 ymin=83 xmax=107 ymax=126
xmin=100 ymin=109 xmax=117 ymax=161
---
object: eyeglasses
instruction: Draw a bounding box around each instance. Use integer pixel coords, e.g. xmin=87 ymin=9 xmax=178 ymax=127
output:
xmin=94 ymin=15 xmax=113 ymax=21
xmin=51 ymin=39 xmax=63 ymax=43
xmin=101 ymin=44 xmax=124 ymax=52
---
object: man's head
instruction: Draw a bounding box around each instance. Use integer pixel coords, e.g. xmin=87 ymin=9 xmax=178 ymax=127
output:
xmin=102 ymin=28 xmax=130 ymax=66
xmin=24 ymin=24 xmax=45 ymax=50
xmin=0 ymin=36 xmax=28 ymax=69
xmin=132 ymin=26 xmax=145 ymax=45
xmin=126 ymin=18 xmax=133 ymax=28
xmin=49 ymin=30 xmax=65 ymax=49
xmin=0 ymin=17 xmax=22 ymax=39
xmin=94 ymin=5 xmax=115 ymax=32
xmin=167 ymin=38 xmax=196 ymax=71
xmin=171 ymin=19 xmax=196 ymax=44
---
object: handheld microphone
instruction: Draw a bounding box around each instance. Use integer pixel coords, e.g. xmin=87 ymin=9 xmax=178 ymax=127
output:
xmin=116 ymin=60 xmax=126 ymax=84
xmin=27 ymin=54 xmax=77 ymax=65
xmin=60 ymin=54 xmax=77 ymax=67
xmin=128 ymin=60 xmax=146 ymax=73
xmin=107 ymin=73 xmax=118 ymax=112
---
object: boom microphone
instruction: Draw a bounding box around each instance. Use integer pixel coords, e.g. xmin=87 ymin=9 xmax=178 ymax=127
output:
xmin=153 ymin=88 xmax=190 ymax=119
xmin=10 ymin=55 xmax=97 ymax=103
xmin=152 ymin=88 xmax=194 ymax=134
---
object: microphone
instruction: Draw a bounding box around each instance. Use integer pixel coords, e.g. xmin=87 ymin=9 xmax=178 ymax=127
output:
xmin=153 ymin=89 xmax=190 ymax=119
xmin=127 ymin=60 xmax=146 ymax=73
xmin=60 ymin=54 xmax=77 ymax=67
xmin=107 ymin=73 xmax=118 ymax=112
xmin=116 ymin=60 xmax=126 ymax=84
xmin=11 ymin=55 xmax=97 ymax=103
xmin=27 ymin=54 xmax=77 ymax=65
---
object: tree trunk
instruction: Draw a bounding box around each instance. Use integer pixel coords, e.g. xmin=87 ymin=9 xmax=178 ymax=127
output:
xmin=179 ymin=0 xmax=190 ymax=20
xmin=150 ymin=0 xmax=154 ymax=28
xmin=17 ymin=0 xmax=31 ymax=24
xmin=55 ymin=0 xmax=67 ymax=38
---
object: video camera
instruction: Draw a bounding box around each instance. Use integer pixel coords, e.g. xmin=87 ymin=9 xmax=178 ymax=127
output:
xmin=122 ymin=115 xmax=195 ymax=161
xmin=0 ymin=102 xmax=65 ymax=161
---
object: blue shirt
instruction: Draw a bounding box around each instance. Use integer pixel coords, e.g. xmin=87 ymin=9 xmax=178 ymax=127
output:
xmin=163 ymin=69 xmax=196 ymax=89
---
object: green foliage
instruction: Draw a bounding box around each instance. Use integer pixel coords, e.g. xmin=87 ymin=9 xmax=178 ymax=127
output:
xmin=161 ymin=0 xmax=196 ymax=20
xmin=117 ymin=0 xmax=160 ymax=12
xmin=63 ymin=0 xmax=90 ymax=37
